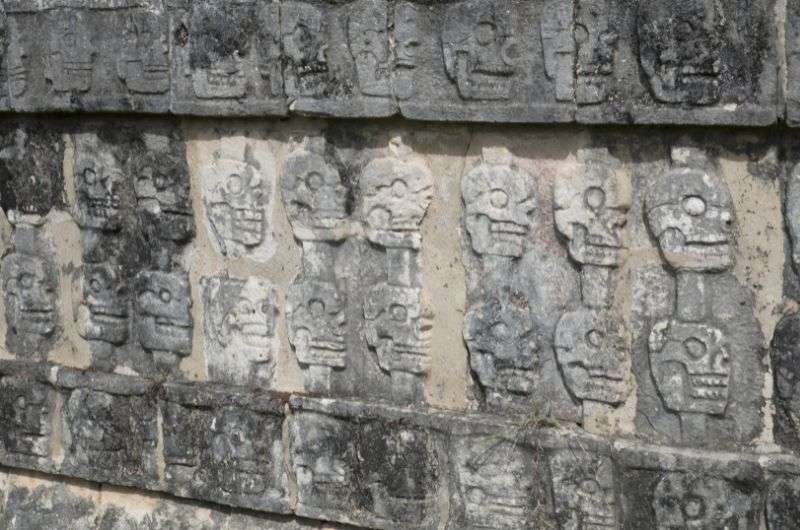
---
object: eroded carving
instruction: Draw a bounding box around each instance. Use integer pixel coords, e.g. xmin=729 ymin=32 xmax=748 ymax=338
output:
xmin=0 ymin=377 xmax=51 ymax=459
xmin=134 ymin=271 xmax=192 ymax=369
xmin=76 ymin=263 xmax=129 ymax=345
xmin=347 ymin=1 xmax=390 ymax=97
xmin=464 ymin=293 xmax=538 ymax=396
xmin=442 ymin=0 xmax=517 ymax=101
xmin=203 ymin=276 xmax=278 ymax=385
xmin=117 ymin=11 xmax=169 ymax=94
xmin=281 ymin=2 xmax=329 ymax=99
xmin=653 ymin=474 xmax=752 ymax=529
xmin=462 ymin=157 xmax=536 ymax=258
xmin=638 ymin=0 xmax=724 ymax=105
xmin=45 ymin=11 xmax=94 ymax=93
xmin=292 ymin=413 xmax=354 ymax=507
xmin=550 ymin=450 xmax=618 ymax=529
xmin=393 ymin=2 xmax=420 ymax=101
xmin=203 ymin=146 xmax=270 ymax=259
xmin=74 ymin=141 xmax=124 ymax=232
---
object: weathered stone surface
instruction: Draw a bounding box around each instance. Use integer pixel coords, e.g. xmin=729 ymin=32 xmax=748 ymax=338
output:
xmin=162 ymin=383 xmax=291 ymax=513
xmin=58 ymin=369 xmax=159 ymax=488
xmin=5 ymin=1 xmax=171 ymax=113
xmin=289 ymin=396 xmax=445 ymax=529
xmin=615 ymin=442 xmax=764 ymax=529
xmin=0 ymin=479 xmax=100 ymax=530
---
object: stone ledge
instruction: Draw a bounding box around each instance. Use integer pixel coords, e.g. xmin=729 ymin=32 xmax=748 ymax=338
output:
xmin=0 ymin=360 xmax=799 ymax=528
xmin=0 ymin=0 xmax=784 ymax=125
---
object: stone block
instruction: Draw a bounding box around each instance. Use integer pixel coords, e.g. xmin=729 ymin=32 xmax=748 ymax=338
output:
xmin=58 ymin=369 xmax=159 ymax=488
xmin=765 ymin=456 xmax=800 ymax=530
xmin=161 ymin=383 xmax=292 ymax=513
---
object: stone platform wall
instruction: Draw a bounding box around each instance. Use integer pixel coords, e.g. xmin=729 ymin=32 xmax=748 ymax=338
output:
xmin=0 ymin=0 xmax=800 ymax=529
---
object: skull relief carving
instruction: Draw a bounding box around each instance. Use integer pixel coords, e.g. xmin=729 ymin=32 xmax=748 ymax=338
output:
xmin=462 ymin=160 xmax=536 ymax=257
xmin=66 ymin=390 xmax=125 ymax=457
xmin=45 ymin=11 xmax=93 ymax=93
xmin=554 ymin=152 xmax=630 ymax=267
xmin=282 ymin=2 xmax=329 ymax=98
xmin=75 ymin=150 xmax=124 ymax=232
xmin=287 ymin=280 xmax=346 ymax=369
xmin=134 ymin=271 xmax=192 ymax=356
xmin=555 ymin=307 xmax=631 ymax=405
xmin=134 ymin=152 xmax=195 ymax=243
xmin=220 ymin=278 xmax=277 ymax=350
xmin=347 ymin=1 xmax=391 ymax=97
xmin=653 ymin=474 xmax=747 ymax=529
xmin=575 ymin=0 xmax=619 ymax=104
xmin=638 ymin=0 xmax=724 ymax=105
xmin=393 ymin=2 xmax=420 ymax=100
xmin=645 ymin=158 xmax=734 ymax=272
xmin=442 ymin=0 xmax=518 ymax=101
xmin=282 ymin=139 xmax=349 ymax=240
xmin=0 ymin=379 xmax=50 ymax=457
xmin=364 ymin=283 xmax=432 ymax=375
xmin=118 ymin=12 xmax=169 ymax=94
xmin=649 ymin=320 xmax=730 ymax=416
xmin=464 ymin=295 xmax=538 ymax=396
xmin=207 ymin=409 xmax=268 ymax=495
xmin=205 ymin=154 xmax=267 ymax=257
xmin=550 ymin=451 xmax=618 ymax=530
xmin=2 ymin=253 xmax=57 ymax=340
xmin=77 ymin=263 xmax=129 ymax=345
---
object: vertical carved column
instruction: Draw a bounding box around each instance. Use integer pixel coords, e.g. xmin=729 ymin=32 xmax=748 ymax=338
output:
xmin=554 ymin=147 xmax=632 ymax=427
xmin=462 ymin=147 xmax=539 ymax=410
xmin=644 ymin=147 xmax=734 ymax=445
xmin=283 ymin=137 xmax=351 ymax=394
xmin=361 ymin=137 xmax=434 ymax=403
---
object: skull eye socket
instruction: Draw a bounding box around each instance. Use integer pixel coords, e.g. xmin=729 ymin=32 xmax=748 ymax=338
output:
xmin=159 ymin=288 xmax=172 ymax=303
xmin=390 ymin=304 xmax=407 ymax=321
xmin=584 ymin=186 xmax=606 ymax=211
xmin=489 ymin=189 xmax=509 ymax=208
xmin=574 ymin=24 xmax=589 ymax=44
xmin=682 ymin=195 xmax=706 ymax=216
xmin=226 ymin=173 xmax=243 ymax=194
xmin=261 ymin=301 xmax=271 ymax=314
xmin=306 ymin=172 xmax=324 ymax=191
xmin=19 ymin=273 xmax=35 ymax=290
xmin=586 ymin=328 xmax=604 ymax=347
xmin=309 ymin=299 xmax=325 ymax=316
xmin=683 ymin=337 xmax=707 ymax=359
xmin=83 ymin=168 xmax=97 ymax=185
xmin=491 ymin=322 xmax=509 ymax=339
xmin=579 ymin=479 xmax=600 ymax=494
xmin=475 ymin=21 xmax=496 ymax=45
xmin=391 ymin=179 xmax=408 ymax=198
xmin=682 ymin=494 xmax=706 ymax=521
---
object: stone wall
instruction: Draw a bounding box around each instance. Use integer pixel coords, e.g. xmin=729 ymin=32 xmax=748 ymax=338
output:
xmin=0 ymin=0 xmax=799 ymax=529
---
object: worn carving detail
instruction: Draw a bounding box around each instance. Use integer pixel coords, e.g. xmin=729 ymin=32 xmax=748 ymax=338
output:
xmin=117 ymin=11 xmax=169 ymax=95
xmin=203 ymin=276 xmax=278 ymax=385
xmin=76 ymin=263 xmax=129 ymax=345
xmin=393 ymin=2 xmax=420 ymax=101
xmin=554 ymin=148 xmax=632 ymax=417
xmin=202 ymin=145 xmax=272 ymax=261
xmin=286 ymin=279 xmax=346 ymax=371
xmin=45 ymin=11 xmax=94 ymax=93
xmin=637 ymin=0 xmax=724 ymax=106
xmin=550 ymin=450 xmax=618 ymax=529
xmin=462 ymin=157 xmax=535 ymax=258
xmin=281 ymin=2 xmax=328 ymax=99
xmin=134 ymin=271 xmax=192 ymax=372
xmin=74 ymin=143 xmax=123 ymax=232
xmin=0 ymin=377 xmax=52 ymax=460
xmin=653 ymin=474 xmax=753 ymax=529
xmin=347 ymin=1 xmax=390 ymax=97
xmin=133 ymin=148 xmax=194 ymax=244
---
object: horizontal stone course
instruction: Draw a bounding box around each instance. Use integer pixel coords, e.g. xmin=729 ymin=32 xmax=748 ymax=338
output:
xmin=0 ymin=0 xmax=787 ymax=125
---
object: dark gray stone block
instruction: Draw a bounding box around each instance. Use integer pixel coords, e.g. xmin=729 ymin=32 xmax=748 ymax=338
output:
xmin=161 ymin=383 xmax=292 ymax=513
xmin=765 ymin=457 xmax=800 ymax=530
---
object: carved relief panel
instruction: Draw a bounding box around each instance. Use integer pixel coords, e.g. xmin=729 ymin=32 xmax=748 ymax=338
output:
xmin=549 ymin=450 xmax=619 ymax=529
xmin=0 ymin=373 xmax=54 ymax=466
xmin=202 ymin=275 xmax=278 ymax=386
xmin=170 ymin=0 xmax=284 ymax=115
xmin=162 ymin=385 xmax=290 ymax=513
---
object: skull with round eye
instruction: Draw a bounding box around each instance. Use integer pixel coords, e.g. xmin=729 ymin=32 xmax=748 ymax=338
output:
xmin=45 ymin=11 xmax=93 ymax=93
xmin=78 ymin=263 xmax=129 ymax=345
xmin=347 ymin=5 xmax=390 ymax=96
xmin=134 ymin=152 xmax=195 ymax=243
xmin=0 ymin=379 xmax=50 ymax=457
xmin=360 ymin=152 xmax=433 ymax=248
xmin=653 ymin=474 xmax=743 ymax=529
xmin=209 ymin=409 xmax=267 ymax=495
xmin=222 ymin=277 xmax=276 ymax=349
xmin=287 ymin=279 xmax=347 ymax=368
xmin=2 ymin=253 xmax=57 ymax=339
xmin=645 ymin=160 xmax=734 ymax=272
xmin=206 ymin=157 xmax=267 ymax=252
xmin=134 ymin=271 xmax=192 ymax=356
xmin=464 ymin=295 xmax=538 ymax=395
xmin=462 ymin=162 xmax=536 ymax=257
xmin=282 ymin=142 xmax=349 ymax=240
xmin=281 ymin=2 xmax=328 ymax=97
xmin=550 ymin=451 xmax=619 ymax=530
xmin=75 ymin=151 xmax=124 ymax=232
xmin=574 ymin=0 xmax=618 ymax=104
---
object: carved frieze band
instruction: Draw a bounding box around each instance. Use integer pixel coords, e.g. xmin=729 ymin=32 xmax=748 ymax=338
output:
xmin=0 ymin=0 xmax=780 ymax=124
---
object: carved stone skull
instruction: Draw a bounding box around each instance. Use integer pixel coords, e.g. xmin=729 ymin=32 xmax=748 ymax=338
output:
xmin=286 ymin=280 xmax=346 ymax=368
xmin=67 ymin=389 xmax=124 ymax=455
xmin=45 ymin=11 xmax=93 ymax=93
xmin=282 ymin=140 xmax=349 ymax=240
xmin=134 ymin=271 xmax=192 ymax=356
xmin=555 ymin=150 xmax=629 ymax=267
xmin=281 ymin=2 xmax=328 ymax=97
xmin=206 ymin=156 xmax=267 ymax=254
xmin=77 ymin=263 xmax=129 ymax=345
xmin=442 ymin=0 xmax=517 ymax=100
xmin=464 ymin=295 xmax=538 ymax=395
xmin=393 ymin=2 xmax=420 ymax=100
xmin=360 ymin=144 xmax=433 ymax=248
xmin=638 ymin=0 xmax=724 ymax=105
xmin=134 ymin=152 xmax=195 ymax=242
xmin=118 ymin=11 xmax=169 ymax=94
xmin=649 ymin=319 xmax=730 ymax=416
xmin=75 ymin=150 xmax=124 ymax=231
xmin=653 ymin=474 xmax=745 ymax=529
xmin=555 ymin=307 xmax=631 ymax=405
xmin=575 ymin=0 xmax=618 ymax=104
xmin=221 ymin=277 xmax=277 ymax=350
xmin=1 ymin=253 xmax=57 ymax=338
xmin=293 ymin=415 xmax=351 ymax=493
xmin=462 ymin=161 xmax=536 ymax=257
xmin=347 ymin=1 xmax=391 ymax=97
xmin=550 ymin=451 xmax=618 ymax=530
xmin=364 ymin=283 xmax=432 ymax=375
xmin=0 ymin=379 xmax=50 ymax=457
xmin=645 ymin=154 xmax=734 ymax=272
xmin=208 ymin=409 xmax=266 ymax=495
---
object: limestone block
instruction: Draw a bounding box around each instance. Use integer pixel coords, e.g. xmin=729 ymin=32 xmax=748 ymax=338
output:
xmin=161 ymin=383 xmax=292 ymax=513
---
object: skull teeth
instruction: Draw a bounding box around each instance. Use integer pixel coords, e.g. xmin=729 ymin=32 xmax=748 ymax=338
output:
xmin=690 ymin=375 xmax=728 ymax=387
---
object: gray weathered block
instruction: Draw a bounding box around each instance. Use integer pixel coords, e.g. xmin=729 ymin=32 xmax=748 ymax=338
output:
xmin=161 ymin=383 xmax=292 ymax=513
